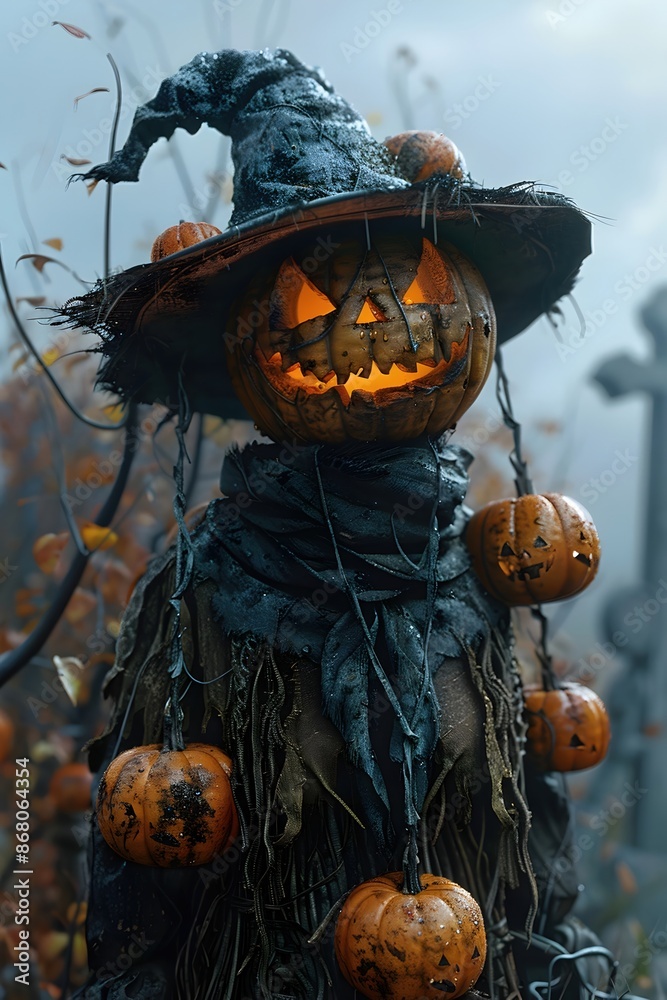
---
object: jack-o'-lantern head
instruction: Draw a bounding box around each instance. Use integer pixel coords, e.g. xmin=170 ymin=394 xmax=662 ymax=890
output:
xmin=226 ymin=233 xmax=495 ymax=443
xmin=56 ymin=50 xmax=592 ymax=428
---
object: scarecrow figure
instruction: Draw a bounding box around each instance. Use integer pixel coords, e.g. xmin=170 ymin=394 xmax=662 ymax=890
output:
xmin=58 ymin=49 xmax=611 ymax=1000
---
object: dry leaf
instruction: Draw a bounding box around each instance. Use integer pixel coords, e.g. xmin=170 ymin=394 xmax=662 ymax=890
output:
xmin=79 ymin=522 xmax=119 ymax=551
xmin=642 ymin=722 xmax=662 ymax=738
xmin=15 ymin=600 xmax=39 ymax=618
xmin=615 ymin=860 xmax=638 ymax=895
xmin=105 ymin=619 xmax=121 ymax=639
xmin=31 ymin=740 xmax=62 ymax=763
xmin=102 ymin=402 xmax=124 ymax=422
xmin=52 ymin=21 xmax=90 ymax=39
xmin=33 ymin=532 xmax=69 ymax=574
xmin=61 ymin=155 xmax=91 ymax=166
xmin=53 ymin=655 xmax=86 ymax=706
xmin=16 ymin=253 xmax=58 ymax=273
xmin=16 ymin=296 xmax=47 ymax=307
xmin=73 ymin=87 xmax=109 ymax=109
xmin=64 ymin=588 xmax=97 ymax=624
xmin=41 ymin=346 xmax=61 ymax=367
xmin=65 ymin=901 xmax=88 ymax=927
xmin=86 ymin=179 xmax=99 ymax=196
xmin=11 ymin=352 xmax=29 ymax=373
xmin=43 ymin=238 xmax=63 ymax=251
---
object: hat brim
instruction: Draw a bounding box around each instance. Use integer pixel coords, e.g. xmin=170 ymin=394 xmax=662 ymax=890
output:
xmin=58 ymin=180 xmax=591 ymax=420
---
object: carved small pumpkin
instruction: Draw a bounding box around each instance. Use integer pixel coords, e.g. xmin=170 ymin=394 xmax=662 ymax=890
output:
xmin=49 ymin=762 xmax=94 ymax=812
xmin=466 ymin=492 xmax=600 ymax=605
xmin=226 ymin=234 xmax=496 ymax=443
xmin=524 ymin=683 xmax=611 ymax=771
xmin=97 ymin=743 xmax=237 ymax=867
xmin=150 ymin=221 xmax=222 ymax=261
xmin=0 ymin=708 xmax=13 ymax=762
xmin=334 ymin=871 xmax=486 ymax=1000
xmin=384 ymin=130 xmax=467 ymax=182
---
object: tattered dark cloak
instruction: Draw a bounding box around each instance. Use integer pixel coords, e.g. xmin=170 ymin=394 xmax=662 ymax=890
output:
xmin=79 ymin=439 xmax=586 ymax=1000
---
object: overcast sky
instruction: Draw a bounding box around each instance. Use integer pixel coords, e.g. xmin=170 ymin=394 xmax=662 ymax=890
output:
xmin=1 ymin=0 xmax=666 ymax=661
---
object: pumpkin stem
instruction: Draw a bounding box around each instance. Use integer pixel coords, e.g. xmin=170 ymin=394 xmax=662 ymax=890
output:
xmin=163 ymin=688 xmax=186 ymax=752
xmin=402 ymin=825 xmax=423 ymax=894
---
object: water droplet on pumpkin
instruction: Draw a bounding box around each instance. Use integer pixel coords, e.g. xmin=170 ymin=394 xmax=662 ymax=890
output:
xmin=359 ymin=331 xmax=365 ymax=338
xmin=382 ymin=332 xmax=389 ymax=342
xmin=420 ymin=312 xmax=427 ymax=320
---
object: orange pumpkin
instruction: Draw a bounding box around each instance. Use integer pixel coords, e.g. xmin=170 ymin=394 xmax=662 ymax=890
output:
xmin=150 ymin=222 xmax=222 ymax=262
xmin=524 ymin=682 xmax=611 ymax=771
xmin=97 ymin=742 xmax=238 ymax=867
xmin=49 ymin=762 xmax=94 ymax=812
xmin=384 ymin=130 xmax=467 ymax=182
xmin=0 ymin=708 xmax=14 ymax=762
xmin=227 ymin=234 xmax=496 ymax=443
xmin=334 ymin=871 xmax=486 ymax=1000
xmin=466 ymin=492 xmax=600 ymax=605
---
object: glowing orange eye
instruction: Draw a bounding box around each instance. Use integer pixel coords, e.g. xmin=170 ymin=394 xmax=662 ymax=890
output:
xmin=271 ymin=258 xmax=336 ymax=327
xmin=355 ymin=297 xmax=387 ymax=324
xmin=402 ymin=238 xmax=456 ymax=305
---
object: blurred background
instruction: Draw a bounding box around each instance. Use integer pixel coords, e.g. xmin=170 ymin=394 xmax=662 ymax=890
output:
xmin=0 ymin=0 xmax=665 ymax=995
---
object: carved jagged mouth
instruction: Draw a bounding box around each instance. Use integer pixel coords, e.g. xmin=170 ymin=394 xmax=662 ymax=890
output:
xmin=516 ymin=563 xmax=544 ymax=581
xmin=255 ymin=328 xmax=470 ymax=406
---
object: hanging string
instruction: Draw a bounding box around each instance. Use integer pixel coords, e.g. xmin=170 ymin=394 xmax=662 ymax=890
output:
xmin=312 ymin=446 xmax=441 ymax=894
xmin=494 ymin=347 xmax=533 ymax=497
xmin=494 ymin=349 xmax=555 ymax=688
xmin=167 ymin=372 xmax=195 ymax=684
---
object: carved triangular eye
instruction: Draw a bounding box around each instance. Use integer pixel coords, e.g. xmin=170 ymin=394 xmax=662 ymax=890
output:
xmin=500 ymin=542 xmax=515 ymax=557
xmin=271 ymin=258 xmax=336 ymax=328
xmin=402 ymin=238 xmax=456 ymax=305
xmin=534 ymin=536 xmax=548 ymax=548
xmin=355 ymin=296 xmax=387 ymax=324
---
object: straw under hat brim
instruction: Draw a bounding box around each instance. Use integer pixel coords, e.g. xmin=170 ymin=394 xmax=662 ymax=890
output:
xmin=59 ymin=179 xmax=592 ymax=421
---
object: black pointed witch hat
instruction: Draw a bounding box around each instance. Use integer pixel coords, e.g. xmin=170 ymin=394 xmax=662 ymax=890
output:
xmin=57 ymin=48 xmax=591 ymax=420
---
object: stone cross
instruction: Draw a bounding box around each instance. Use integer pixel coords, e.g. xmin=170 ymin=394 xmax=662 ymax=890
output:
xmin=594 ymin=286 xmax=667 ymax=852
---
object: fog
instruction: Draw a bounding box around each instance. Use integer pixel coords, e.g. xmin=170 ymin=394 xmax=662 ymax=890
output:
xmin=1 ymin=0 xmax=664 ymax=667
